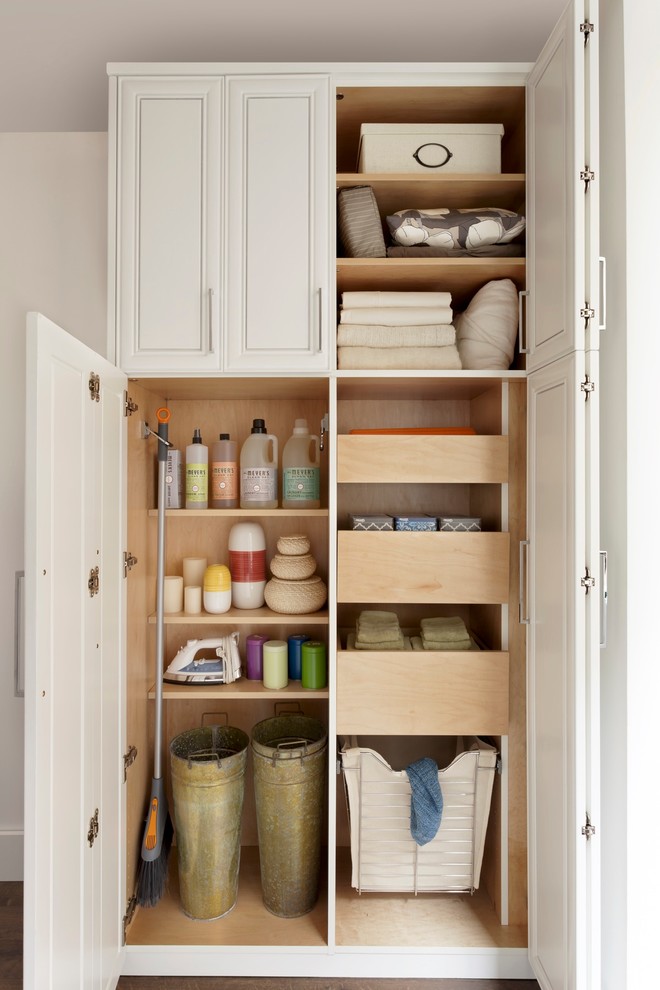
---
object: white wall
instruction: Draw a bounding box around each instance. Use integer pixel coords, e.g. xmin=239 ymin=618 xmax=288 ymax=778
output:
xmin=0 ymin=132 xmax=107 ymax=878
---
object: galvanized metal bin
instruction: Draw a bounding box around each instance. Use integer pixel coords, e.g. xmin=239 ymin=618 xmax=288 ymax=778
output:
xmin=251 ymin=714 xmax=327 ymax=917
xmin=170 ymin=723 xmax=249 ymax=920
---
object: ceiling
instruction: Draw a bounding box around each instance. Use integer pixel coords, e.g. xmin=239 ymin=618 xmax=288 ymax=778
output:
xmin=0 ymin=0 xmax=567 ymax=131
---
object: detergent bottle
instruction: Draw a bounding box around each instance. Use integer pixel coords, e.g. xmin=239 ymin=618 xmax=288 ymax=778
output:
xmin=185 ymin=428 xmax=208 ymax=509
xmin=210 ymin=433 xmax=238 ymax=508
xmin=282 ymin=419 xmax=320 ymax=509
xmin=239 ymin=419 xmax=278 ymax=509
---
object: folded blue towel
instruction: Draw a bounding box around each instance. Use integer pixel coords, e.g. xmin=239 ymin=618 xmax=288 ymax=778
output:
xmin=406 ymin=757 xmax=443 ymax=845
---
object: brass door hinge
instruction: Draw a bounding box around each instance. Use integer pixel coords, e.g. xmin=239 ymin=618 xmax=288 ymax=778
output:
xmin=88 ymin=566 xmax=100 ymax=597
xmin=582 ymin=813 xmax=596 ymax=839
xmin=89 ymin=373 xmax=100 ymax=402
xmin=87 ymin=808 xmax=99 ymax=848
xmin=123 ymin=745 xmax=137 ymax=782
xmin=123 ymin=551 xmax=138 ymax=578
xmin=124 ymin=392 xmax=138 ymax=417
xmin=122 ymin=894 xmax=137 ymax=945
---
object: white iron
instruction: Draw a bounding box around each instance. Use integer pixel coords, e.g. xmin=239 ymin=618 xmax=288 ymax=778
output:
xmin=164 ymin=634 xmax=242 ymax=685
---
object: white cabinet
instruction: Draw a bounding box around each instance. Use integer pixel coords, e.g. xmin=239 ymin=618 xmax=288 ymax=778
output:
xmin=224 ymin=75 xmax=330 ymax=372
xmin=112 ymin=77 xmax=223 ymax=372
xmin=109 ymin=72 xmax=330 ymax=375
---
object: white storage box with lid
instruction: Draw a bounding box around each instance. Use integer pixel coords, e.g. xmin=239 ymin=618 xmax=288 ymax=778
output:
xmin=357 ymin=123 xmax=504 ymax=173
xmin=340 ymin=735 xmax=497 ymax=893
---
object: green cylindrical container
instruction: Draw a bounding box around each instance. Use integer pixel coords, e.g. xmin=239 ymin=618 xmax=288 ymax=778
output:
xmin=170 ymin=724 xmax=249 ymax=920
xmin=301 ymin=640 xmax=327 ymax=689
xmin=251 ymin=714 xmax=327 ymax=917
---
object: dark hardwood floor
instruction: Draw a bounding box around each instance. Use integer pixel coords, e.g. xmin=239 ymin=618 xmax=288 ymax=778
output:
xmin=2 ymin=882 xmax=539 ymax=989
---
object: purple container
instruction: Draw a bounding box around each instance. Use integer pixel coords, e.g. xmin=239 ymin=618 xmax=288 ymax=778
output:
xmin=246 ymin=634 xmax=269 ymax=680
xmin=287 ymin=634 xmax=309 ymax=680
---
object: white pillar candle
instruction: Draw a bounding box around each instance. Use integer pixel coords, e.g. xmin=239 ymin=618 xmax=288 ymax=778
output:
xmin=184 ymin=585 xmax=202 ymax=615
xmin=163 ymin=575 xmax=184 ymax=614
xmin=182 ymin=556 xmax=207 ymax=588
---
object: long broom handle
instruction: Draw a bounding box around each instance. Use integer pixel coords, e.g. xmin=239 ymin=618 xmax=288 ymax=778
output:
xmin=154 ymin=408 xmax=170 ymax=781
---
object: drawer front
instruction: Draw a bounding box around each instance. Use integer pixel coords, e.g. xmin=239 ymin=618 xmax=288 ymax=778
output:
xmin=337 ymin=651 xmax=509 ymax=735
xmin=337 ymin=531 xmax=510 ymax=603
xmin=337 ymin=434 xmax=509 ymax=484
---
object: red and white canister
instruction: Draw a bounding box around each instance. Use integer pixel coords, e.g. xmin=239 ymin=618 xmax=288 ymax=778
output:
xmin=228 ymin=522 xmax=266 ymax=608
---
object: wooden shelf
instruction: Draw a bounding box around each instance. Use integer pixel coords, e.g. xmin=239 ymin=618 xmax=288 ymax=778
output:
xmin=150 ymin=607 xmax=329 ymax=624
xmin=151 ymin=679 xmax=329 ymax=700
xmin=336 ymin=257 xmax=526 ymax=305
xmin=337 ymin=172 xmax=526 ymax=213
xmin=148 ymin=507 xmax=329 ymax=518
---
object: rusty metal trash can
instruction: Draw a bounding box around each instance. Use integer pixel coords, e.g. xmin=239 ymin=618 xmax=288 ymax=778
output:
xmin=170 ymin=722 xmax=249 ymax=920
xmin=251 ymin=713 xmax=327 ymax=917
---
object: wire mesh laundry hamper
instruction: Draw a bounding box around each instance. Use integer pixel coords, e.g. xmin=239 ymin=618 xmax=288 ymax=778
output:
xmin=340 ymin=736 xmax=497 ymax=894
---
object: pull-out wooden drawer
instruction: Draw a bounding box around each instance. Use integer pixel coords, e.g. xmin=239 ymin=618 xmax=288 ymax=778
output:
xmin=337 ymin=531 xmax=510 ymax=603
xmin=336 ymin=649 xmax=509 ymax=735
xmin=337 ymin=434 xmax=509 ymax=484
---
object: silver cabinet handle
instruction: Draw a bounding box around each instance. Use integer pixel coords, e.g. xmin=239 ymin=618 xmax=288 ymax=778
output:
xmin=318 ymin=287 xmax=323 ymax=353
xmin=15 ymin=571 xmax=24 ymax=697
xmin=599 ymin=257 xmax=607 ymax=331
xmin=207 ymin=288 xmax=215 ymax=353
xmin=600 ymin=550 xmax=608 ymax=647
xmin=519 ymin=540 xmax=530 ymax=624
xmin=518 ymin=290 xmax=530 ymax=355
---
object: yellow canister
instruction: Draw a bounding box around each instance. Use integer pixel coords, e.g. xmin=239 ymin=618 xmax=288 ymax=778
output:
xmin=203 ymin=564 xmax=232 ymax=614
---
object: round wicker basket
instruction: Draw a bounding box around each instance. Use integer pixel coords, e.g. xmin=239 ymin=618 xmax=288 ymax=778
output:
xmin=276 ymin=533 xmax=311 ymax=557
xmin=270 ymin=552 xmax=317 ymax=580
xmin=264 ymin=575 xmax=327 ymax=614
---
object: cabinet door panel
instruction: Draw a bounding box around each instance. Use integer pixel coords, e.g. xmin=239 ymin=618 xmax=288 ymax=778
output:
xmin=526 ymin=0 xmax=599 ymax=369
xmin=225 ymin=76 xmax=330 ymax=371
xmin=115 ymin=78 xmax=222 ymax=372
xmin=527 ymin=350 xmax=599 ymax=990
xmin=24 ymin=314 xmax=126 ymax=989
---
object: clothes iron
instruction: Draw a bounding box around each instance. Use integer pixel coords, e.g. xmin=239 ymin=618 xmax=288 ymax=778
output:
xmin=164 ymin=633 xmax=242 ymax=685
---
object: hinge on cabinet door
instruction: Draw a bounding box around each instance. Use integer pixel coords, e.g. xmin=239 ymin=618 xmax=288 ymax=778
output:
xmin=88 ymin=566 xmax=100 ymax=597
xmin=580 ymin=168 xmax=595 ymax=191
xmin=122 ymin=894 xmax=137 ymax=945
xmin=87 ymin=808 xmax=99 ymax=848
xmin=124 ymin=391 xmax=138 ymax=417
xmin=89 ymin=373 xmax=100 ymax=402
xmin=123 ymin=744 xmax=138 ymax=782
xmin=582 ymin=813 xmax=596 ymax=839
xmin=580 ymin=304 xmax=595 ymax=329
xmin=319 ymin=412 xmax=329 ymax=452
xmin=123 ymin=551 xmax=138 ymax=578
xmin=581 ymin=568 xmax=596 ymax=592
xmin=580 ymin=21 xmax=594 ymax=43
xmin=580 ymin=375 xmax=595 ymax=399
xmin=496 ymin=758 xmax=503 ymax=775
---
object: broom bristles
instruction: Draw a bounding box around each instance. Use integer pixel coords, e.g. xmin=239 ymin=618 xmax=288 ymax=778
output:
xmin=135 ymin=813 xmax=173 ymax=908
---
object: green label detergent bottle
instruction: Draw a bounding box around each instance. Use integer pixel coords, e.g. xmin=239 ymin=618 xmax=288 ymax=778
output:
xmin=282 ymin=418 xmax=320 ymax=509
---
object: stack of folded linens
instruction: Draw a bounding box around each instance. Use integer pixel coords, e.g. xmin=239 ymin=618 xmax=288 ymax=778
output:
xmin=349 ymin=609 xmax=409 ymax=650
xmin=418 ymin=616 xmax=472 ymax=651
xmin=337 ymin=290 xmax=461 ymax=370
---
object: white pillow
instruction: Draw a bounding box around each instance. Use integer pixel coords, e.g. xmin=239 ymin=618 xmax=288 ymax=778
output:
xmin=455 ymin=279 xmax=519 ymax=370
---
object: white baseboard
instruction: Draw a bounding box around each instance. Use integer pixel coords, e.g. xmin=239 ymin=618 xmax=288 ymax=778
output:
xmin=0 ymin=831 xmax=23 ymax=880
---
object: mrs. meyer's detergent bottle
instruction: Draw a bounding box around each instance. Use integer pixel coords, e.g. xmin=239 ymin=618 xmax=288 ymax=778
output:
xmin=282 ymin=419 xmax=320 ymax=509
xmin=240 ymin=419 xmax=278 ymax=509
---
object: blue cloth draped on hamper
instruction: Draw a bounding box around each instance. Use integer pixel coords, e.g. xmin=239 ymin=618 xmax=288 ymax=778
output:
xmin=406 ymin=757 xmax=443 ymax=845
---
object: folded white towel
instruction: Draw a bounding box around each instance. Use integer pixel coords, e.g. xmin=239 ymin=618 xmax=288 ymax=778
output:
xmin=337 ymin=324 xmax=456 ymax=347
xmin=340 ymin=306 xmax=453 ymax=326
xmin=342 ymin=290 xmax=452 ymax=309
xmin=338 ymin=344 xmax=462 ymax=371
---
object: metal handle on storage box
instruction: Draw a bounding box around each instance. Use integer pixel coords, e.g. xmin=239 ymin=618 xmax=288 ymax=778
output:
xmin=518 ymin=290 xmax=530 ymax=354
xmin=600 ymin=550 xmax=608 ymax=648
xmin=412 ymin=142 xmax=453 ymax=169
xmin=519 ymin=540 xmax=530 ymax=624
xmin=599 ymin=257 xmax=607 ymax=331
xmin=208 ymin=288 xmax=214 ymax=353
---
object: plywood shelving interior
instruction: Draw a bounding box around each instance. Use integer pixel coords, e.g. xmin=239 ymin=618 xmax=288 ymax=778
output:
xmin=124 ymin=79 xmax=529 ymax=956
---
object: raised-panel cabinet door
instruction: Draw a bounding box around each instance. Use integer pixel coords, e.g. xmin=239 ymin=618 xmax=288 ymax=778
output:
xmin=224 ymin=75 xmax=330 ymax=371
xmin=114 ymin=77 xmax=222 ymax=372
xmin=526 ymin=0 xmax=599 ymax=370
xmin=527 ymin=350 xmax=600 ymax=990
xmin=24 ymin=314 xmax=126 ymax=989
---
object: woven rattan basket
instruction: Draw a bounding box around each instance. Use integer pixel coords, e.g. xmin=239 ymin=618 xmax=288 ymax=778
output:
xmin=276 ymin=534 xmax=311 ymax=556
xmin=270 ymin=553 xmax=317 ymax=580
xmin=264 ymin=575 xmax=327 ymax=614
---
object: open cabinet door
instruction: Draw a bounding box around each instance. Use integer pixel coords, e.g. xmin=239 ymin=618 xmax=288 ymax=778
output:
xmin=24 ymin=314 xmax=127 ymax=990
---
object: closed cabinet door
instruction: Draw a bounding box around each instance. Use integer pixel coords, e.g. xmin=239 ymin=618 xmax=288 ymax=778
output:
xmin=224 ymin=75 xmax=330 ymax=371
xmin=114 ymin=77 xmax=222 ymax=372
xmin=525 ymin=0 xmax=599 ymax=370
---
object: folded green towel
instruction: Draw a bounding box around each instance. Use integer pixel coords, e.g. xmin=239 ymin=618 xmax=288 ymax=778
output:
xmin=413 ymin=635 xmax=477 ymax=652
xmin=422 ymin=638 xmax=472 ymax=651
xmin=358 ymin=609 xmax=400 ymax=626
xmin=352 ymin=631 xmax=407 ymax=650
xmin=420 ymin=616 xmax=469 ymax=642
xmin=356 ymin=624 xmax=402 ymax=644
